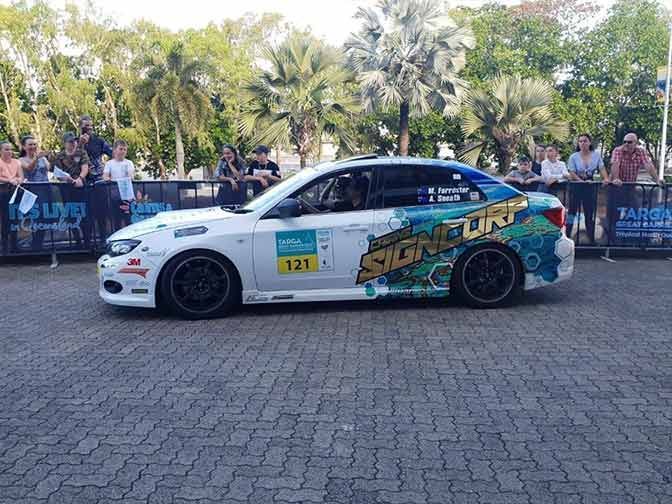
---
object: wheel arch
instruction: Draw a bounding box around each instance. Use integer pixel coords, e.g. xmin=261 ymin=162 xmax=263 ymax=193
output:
xmin=154 ymin=247 xmax=243 ymax=309
xmin=451 ymin=240 xmax=525 ymax=292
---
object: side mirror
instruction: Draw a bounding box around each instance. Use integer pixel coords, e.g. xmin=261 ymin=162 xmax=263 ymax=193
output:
xmin=277 ymin=198 xmax=302 ymax=218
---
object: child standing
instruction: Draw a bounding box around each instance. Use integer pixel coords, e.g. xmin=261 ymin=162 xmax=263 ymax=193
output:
xmin=103 ymin=140 xmax=136 ymax=230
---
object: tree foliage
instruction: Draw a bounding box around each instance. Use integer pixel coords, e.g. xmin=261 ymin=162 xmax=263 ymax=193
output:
xmin=345 ymin=0 xmax=474 ymax=155
xmin=460 ymin=74 xmax=569 ymax=172
xmin=240 ymin=34 xmax=358 ymax=168
xmin=0 ymin=0 xmax=671 ymax=176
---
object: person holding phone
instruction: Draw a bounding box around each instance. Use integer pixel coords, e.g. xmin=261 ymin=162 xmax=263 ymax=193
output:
xmin=215 ymin=144 xmax=247 ymax=205
xmin=78 ymin=115 xmax=113 ymax=183
xmin=19 ymin=135 xmax=50 ymax=250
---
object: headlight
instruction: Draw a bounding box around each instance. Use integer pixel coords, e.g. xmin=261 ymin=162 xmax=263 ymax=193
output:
xmin=107 ymin=239 xmax=141 ymax=257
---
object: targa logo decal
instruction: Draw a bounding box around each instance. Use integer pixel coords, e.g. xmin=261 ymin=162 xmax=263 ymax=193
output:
xmin=356 ymin=195 xmax=528 ymax=284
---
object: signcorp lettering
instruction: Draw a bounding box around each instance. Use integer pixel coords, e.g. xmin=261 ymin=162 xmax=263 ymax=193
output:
xmin=356 ymin=195 xmax=528 ymax=284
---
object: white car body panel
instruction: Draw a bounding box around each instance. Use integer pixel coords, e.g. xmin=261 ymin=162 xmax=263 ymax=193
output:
xmin=98 ymin=157 xmax=575 ymax=311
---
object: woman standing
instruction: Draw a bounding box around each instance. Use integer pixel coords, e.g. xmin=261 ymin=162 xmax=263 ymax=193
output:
xmin=215 ymin=144 xmax=247 ymax=205
xmin=0 ymin=140 xmax=23 ymax=253
xmin=0 ymin=140 xmax=23 ymax=185
xmin=19 ymin=136 xmax=49 ymax=183
xmin=19 ymin=135 xmax=50 ymax=250
xmin=566 ymin=134 xmax=608 ymax=244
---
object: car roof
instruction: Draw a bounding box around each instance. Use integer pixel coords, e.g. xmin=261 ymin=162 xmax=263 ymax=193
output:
xmin=317 ymin=155 xmax=499 ymax=185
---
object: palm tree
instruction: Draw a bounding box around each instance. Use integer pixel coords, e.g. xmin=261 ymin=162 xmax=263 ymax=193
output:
xmin=344 ymin=0 xmax=474 ymax=156
xmin=459 ymin=74 xmax=569 ymax=172
xmin=239 ymin=35 xmax=358 ymax=168
xmin=134 ymin=41 xmax=212 ymax=178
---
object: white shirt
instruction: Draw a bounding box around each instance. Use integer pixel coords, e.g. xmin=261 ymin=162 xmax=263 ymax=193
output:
xmin=104 ymin=159 xmax=135 ymax=180
xmin=541 ymin=159 xmax=569 ymax=183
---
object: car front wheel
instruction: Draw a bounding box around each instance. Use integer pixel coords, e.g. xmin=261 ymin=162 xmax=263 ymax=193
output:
xmin=160 ymin=250 xmax=240 ymax=319
xmin=454 ymin=245 xmax=521 ymax=308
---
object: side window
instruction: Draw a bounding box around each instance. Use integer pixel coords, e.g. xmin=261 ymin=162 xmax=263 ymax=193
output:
xmin=290 ymin=168 xmax=374 ymax=214
xmin=381 ymin=165 xmax=485 ymax=208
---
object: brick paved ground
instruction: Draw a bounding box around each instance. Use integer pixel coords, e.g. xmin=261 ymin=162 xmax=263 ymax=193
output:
xmin=1 ymin=257 xmax=671 ymax=503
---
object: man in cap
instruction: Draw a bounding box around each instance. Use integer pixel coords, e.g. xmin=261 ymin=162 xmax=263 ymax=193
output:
xmin=52 ymin=132 xmax=92 ymax=247
xmin=53 ymin=132 xmax=90 ymax=187
xmin=245 ymin=145 xmax=281 ymax=195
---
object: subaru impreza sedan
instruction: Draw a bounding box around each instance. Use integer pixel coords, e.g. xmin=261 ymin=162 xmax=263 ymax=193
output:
xmin=98 ymin=155 xmax=574 ymax=319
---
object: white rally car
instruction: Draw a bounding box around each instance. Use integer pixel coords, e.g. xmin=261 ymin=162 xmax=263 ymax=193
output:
xmin=98 ymin=156 xmax=574 ymax=318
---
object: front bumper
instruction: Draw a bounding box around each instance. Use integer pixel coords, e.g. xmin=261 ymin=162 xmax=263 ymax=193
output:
xmin=97 ymin=254 xmax=157 ymax=308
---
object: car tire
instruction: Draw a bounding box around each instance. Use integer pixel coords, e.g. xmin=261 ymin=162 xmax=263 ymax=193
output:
xmin=453 ymin=244 xmax=522 ymax=309
xmin=159 ymin=250 xmax=240 ymax=319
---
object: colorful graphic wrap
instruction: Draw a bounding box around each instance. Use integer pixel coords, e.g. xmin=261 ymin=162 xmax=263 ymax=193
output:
xmin=357 ymin=194 xmax=529 ymax=284
xmin=356 ymin=176 xmax=568 ymax=299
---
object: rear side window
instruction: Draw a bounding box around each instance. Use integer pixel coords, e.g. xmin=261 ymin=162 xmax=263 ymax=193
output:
xmin=381 ymin=165 xmax=485 ymax=208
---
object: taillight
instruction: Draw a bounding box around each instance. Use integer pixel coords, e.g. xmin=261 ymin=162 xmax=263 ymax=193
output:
xmin=542 ymin=207 xmax=566 ymax=228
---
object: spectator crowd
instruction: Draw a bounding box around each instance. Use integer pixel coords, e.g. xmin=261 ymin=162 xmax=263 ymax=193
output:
xmin=0 ymin=118 xmax=668 ymax=248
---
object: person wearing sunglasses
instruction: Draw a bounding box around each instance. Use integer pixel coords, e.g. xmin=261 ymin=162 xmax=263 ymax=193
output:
xmin=607 ymin=133 xmax=663 ymax=243
xmin=610 ymin=133 xmax=661 ymax=186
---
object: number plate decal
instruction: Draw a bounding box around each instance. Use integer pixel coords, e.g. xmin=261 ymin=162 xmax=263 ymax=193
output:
xmin=276 ymin=229 xmax=334 ymax=274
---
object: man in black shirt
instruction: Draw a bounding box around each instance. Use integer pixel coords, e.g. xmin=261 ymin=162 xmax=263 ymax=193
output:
xmin=78 ymin=115 xmax=113 ymax=183
xmin=246 ymin=145 xmax=281 ymax=195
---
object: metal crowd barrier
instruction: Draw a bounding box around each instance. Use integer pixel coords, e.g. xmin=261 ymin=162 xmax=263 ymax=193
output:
xmin=1 ymin=180 xmax=671 ymax=259
xmin=515 ymin=181 xmax=672 ymax=251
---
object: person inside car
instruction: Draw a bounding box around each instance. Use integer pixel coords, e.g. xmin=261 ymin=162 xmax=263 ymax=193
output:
xmin=300 ymin=175 xmax=369 ymax=214
xmin=332 ymin=176 xmax=368 ymax=212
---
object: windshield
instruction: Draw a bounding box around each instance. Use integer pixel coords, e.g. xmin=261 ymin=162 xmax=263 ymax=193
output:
xmin=240 ymin=167 xmax=318 ymax=212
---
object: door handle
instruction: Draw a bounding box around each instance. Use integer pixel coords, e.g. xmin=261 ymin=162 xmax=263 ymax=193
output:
xmin=343 ymin=225 xmax=369 ymax=232
xmin=442 ymin=218 xmax=468 ymax=225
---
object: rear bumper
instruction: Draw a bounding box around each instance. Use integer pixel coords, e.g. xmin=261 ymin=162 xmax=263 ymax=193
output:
xmin=523 ymin=234 xmax=574 ymax=290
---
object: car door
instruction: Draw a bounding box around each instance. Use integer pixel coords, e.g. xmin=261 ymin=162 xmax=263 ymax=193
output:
xmin=252 ymin=167 xmax=376 ymax=292
xmin=362 ymin=163 xmax=488 ymax=297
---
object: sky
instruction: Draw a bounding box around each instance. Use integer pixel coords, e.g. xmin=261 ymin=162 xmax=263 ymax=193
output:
xmin=40 ymin=0 xmax=586 ymax=44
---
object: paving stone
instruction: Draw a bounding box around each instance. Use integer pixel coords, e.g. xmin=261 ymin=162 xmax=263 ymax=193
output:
xmin=1 ymin=258 xmax=671 ymax=504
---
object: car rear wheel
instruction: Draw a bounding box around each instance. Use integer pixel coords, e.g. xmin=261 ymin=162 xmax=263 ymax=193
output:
xmin=454 ymin=245 xmax=521 ymax=308
xmin=160 ymin=250 xmax=240 ymax=319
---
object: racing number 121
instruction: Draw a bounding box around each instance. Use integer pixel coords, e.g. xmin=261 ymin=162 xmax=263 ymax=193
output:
xmin=278 ymin=254 xmax=318 ymax=274
xmin=285 ymin=258 xmax=310 ymax=271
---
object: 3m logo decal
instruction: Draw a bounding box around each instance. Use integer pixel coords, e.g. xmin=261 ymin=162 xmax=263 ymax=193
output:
xmin=356 ymin=195 xmax=528 ymax=284
xmin=127 ymin=258 xmax=141 ymax=266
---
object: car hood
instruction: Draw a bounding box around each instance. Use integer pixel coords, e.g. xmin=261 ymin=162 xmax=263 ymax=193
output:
xmin=108 ymin=206 xmax=236 ymax=240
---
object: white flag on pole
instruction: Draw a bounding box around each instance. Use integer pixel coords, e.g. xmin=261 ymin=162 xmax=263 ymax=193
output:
xmin=18 ymin=187 xmax=37 ymax=214
xmin=8 ymin=185 xmax=19 ymax=204
xmin=116 ymin=177 xmax=135 ymax=201
xmin=53 ymin=166 xmax=70 ymax=179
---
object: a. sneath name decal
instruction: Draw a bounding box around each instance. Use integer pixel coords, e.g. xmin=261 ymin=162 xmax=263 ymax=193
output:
xmin=356 ymin=195 xmax=528 ymax=284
